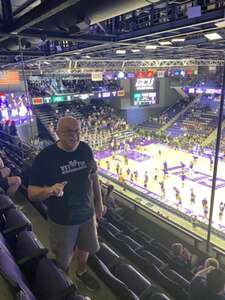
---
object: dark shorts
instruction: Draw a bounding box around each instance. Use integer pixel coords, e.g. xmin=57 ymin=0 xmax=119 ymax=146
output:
xmin=0 ymin=178 xmax=9 ymax=191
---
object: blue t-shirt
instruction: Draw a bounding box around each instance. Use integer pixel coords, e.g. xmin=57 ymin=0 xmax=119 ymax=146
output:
xmin=29 ymin=142 xmax=97 ymax=225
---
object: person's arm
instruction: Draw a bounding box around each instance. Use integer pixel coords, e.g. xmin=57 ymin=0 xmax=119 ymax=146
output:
xmin=92 ymin=173 xmax=103 ymax=220
xmin=194 ymin=266 xmax=215 ymax=278
xmin=28 ymin=182 xmax=67 ymax=202
xmin=28 ymin=185 xmax=53 ymax=202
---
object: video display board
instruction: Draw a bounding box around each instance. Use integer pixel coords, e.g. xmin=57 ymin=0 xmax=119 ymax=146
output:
xmin=0 ymin=70 xmax=25 ymax=92
xmin=132 ymin=78 xmax=158 ymax=106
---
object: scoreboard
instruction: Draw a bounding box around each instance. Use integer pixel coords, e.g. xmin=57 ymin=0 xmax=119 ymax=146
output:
xmin=132 ymin=78 xmax=158 ymax=106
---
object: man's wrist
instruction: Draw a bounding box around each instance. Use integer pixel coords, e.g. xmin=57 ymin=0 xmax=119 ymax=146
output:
xmin=45 ymin=186 xmax=53 ymax=197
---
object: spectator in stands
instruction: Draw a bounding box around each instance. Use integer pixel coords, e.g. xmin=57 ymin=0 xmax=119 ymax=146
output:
xmin=193 ymin=258 xmax=220 ymax=275
xmin=4 ymin=120 xmax=10 ymax=134
xmin=0 ymin=157 xmax=21 ymax=197
xmin=189 ymin=268 xmax=225 ymax=300
xmin=28 ymin=116 xmax=103 ymax=292
xmin=9 ymin=120 xmax=17 ymax=136
xmin=170 ymin=242 xmax=192 ymax=267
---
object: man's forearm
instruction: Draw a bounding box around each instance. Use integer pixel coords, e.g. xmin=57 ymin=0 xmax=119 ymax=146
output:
xmin=28 ymin=185 xmax=52 ymax=202
xmin=92 ymin=174 xmax=103 ymax=206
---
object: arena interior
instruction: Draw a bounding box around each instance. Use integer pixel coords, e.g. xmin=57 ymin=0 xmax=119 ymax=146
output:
xmin=1 ymin=1 xmax=225 ymax=300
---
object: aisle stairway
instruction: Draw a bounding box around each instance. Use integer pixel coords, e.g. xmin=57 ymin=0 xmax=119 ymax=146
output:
xmin=201 ymin=118 xmax=225 ymax=147
xmin=158 ymin=97 xmax=199 ymax=134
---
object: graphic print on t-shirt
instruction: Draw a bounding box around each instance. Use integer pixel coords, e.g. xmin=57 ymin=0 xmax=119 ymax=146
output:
xmin=60 ymin=160 xmax=87 ymax=175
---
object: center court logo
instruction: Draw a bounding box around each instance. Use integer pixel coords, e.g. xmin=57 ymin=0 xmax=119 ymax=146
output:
xmin=60 ymin=160 xmax=87 ymax=175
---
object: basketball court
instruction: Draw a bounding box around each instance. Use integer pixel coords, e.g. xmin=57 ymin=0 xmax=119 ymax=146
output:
xmin=95 ymin=140 xmax=225 ymax=233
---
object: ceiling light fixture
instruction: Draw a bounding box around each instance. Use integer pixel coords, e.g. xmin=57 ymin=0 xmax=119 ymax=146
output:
xmin=159 ymin=41 xmax=172 ymax=46
xmin=131 ymin=49 xmax=140 ymax=53
xmin=116 ymin=49 xmax=126 ymax=54
xmin=145 ymin=45 xmax=158 ymax=50
xmin=204 ymin=32 xmax=222 ymax=40
xmin=171 ymin=38 xmax=186 ymax=42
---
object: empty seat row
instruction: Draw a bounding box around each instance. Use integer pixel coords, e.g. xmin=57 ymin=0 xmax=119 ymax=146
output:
xmin=98 ymin=218 xmax=190 ymax=300
xmin=88 ymin=242 xmax=170 ymax=300
xmin=0 ymin=193 xmax=90 ymax=300
xmin=104 ymin=210 xmax=193 ymax=280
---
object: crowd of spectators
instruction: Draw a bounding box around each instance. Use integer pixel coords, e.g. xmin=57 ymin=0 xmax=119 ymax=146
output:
xmin=0 ymin=120 xmax=18 ymax=137
xmin=62 ymin=79 xmax=121 ymax=94
xmin=27 ymin=79 xmax=52 ymax=97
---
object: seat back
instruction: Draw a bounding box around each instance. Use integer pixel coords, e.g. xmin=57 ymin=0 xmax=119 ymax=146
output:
xmin=138 ymin=249 xmax=165 ymax=269
xmin=150 ymin=293 xmax=171 ymax=300
xmin=0 ymin=248 xmax=36 ymax=300
xmin=32 ymin=257 xmax=76 ymax=300
xmin=113 ymin=263 xmax=152 ymax=297
xmin=96 ymin=243 xmax=120 ymax=269
xmin=0 ymin=195 xmax=16 ymax=213
xmin=88 ymin=254 xmax=140 ymax=300
xmin=164 ymin=269 xmax=190 ymax=290
xmin=120 ymin=234 xmax=142 ymax=251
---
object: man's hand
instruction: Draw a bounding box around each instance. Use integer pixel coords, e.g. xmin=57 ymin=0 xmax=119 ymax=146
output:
xmin=48 ymin=181 xmax=68 ymax=197
xmin=95 ymin=202 xmax=104 ymax=221
xmin=0 ymin=167 xmax=11 ymax=178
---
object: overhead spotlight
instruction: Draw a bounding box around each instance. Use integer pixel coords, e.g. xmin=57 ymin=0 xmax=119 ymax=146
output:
xmin=116 ymin=49 xmax=126 ymax=54
xmin=159 ymin=41 xmax=172 ymax=46
xmin=117 ymin=71 xmax=125 ymax=79
xmin=131 ymin=49 xmax=140 ymax=53
xmin=82 ymin=55 xmax=90 ymax=59
xmin=171 ymin=38 xmax=186 ymax=42
xmin=204 ymin=32 xmax=222 ymax=40
xmin=145 ymin=45 xmax=157 ymax=50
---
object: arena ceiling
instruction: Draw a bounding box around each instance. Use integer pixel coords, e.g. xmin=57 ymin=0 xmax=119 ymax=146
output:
xmin=0 ymin=0 xmax=224 ymax=73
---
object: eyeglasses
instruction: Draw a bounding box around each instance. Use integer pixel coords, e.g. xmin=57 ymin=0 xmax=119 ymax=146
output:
xmin=59 ymin=129 xmax=80 ymax=136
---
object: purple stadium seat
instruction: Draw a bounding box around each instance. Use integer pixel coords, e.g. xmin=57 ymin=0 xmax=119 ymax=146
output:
xmin=31 ymin=257 xmax=76 ymax=300
xmin=164 ymin=269 xmax=190 ymax=290
xmin=145 ymin=264 xmax=189 ymax=300
xmin=98 ymin=220 xmax=122 ymax=237
xmin=120 ymin=221 xmax=139 ymax=235
xmin=17 ymin=290 xmax=37 ymax=300
xmin=132 ymin=230 xmax=154 ymax=247
xmin=88 ymin=255 xmax=140 ymax=300
xmin=0 ymin=232 xmax=13 ymax=258
xmin=150 ymin=293 xmax=171 ymax=300
xmin=15 ymin=231 xmax=48 ymax=282
xmin=0 ymin=194 xmax=16 ymax=213
xmin=138 ymin=249 xmax=165 ymax=269
xmin=120 ymin=234 xmax=143 ymax=251
xmin=96 ymin=243 xmax=120 ymax=269
xmin=3 ymin=208 xmax=32 ymax=234
xmin=0 ymin=248 xmax=37 ymax=300
xmin=2 ymin=208 xmax=32 ymax=249
xmin=16 ymin=231 xmax=47 ymax=261
xmin=113 ymin=263 xmax=152 ymax=298
xmin=105 ymin=210 xmax=125 ymax=228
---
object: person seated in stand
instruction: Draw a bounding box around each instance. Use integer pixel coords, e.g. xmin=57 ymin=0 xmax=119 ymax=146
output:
xmin=170 ymin=242 xmax=192 ymax=268
xmin=189 ymin=268 xmax=225 ymax=300
xmin=0 ymin=157 xmax=21 ymax=197
xmin=193 ymin=258 xmax=220 ymax=275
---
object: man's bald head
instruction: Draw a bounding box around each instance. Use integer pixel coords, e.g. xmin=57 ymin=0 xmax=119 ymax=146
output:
xmin=57 ymin=116 xmax=80 ymax=131
xmin=56 ymin=116 xmax=81 ymax=151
